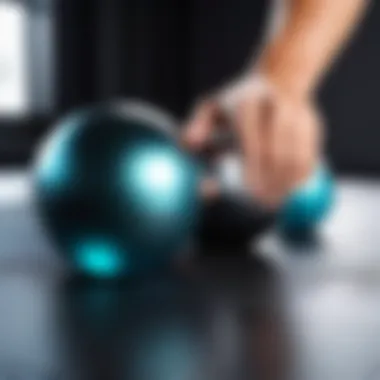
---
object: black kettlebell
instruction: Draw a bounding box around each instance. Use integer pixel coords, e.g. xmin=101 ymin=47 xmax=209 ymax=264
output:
xmin=197 ymin=151 xmax=275 ymax=249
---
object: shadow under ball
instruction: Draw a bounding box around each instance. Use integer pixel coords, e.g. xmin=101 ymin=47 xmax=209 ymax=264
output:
xmin=34 ymin=102 xmax=200 ymax=279
xmin=197 ymin=153 xmax=276 ymax=249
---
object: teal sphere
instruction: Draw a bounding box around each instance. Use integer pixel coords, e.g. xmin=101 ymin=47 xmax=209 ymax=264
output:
xmin=279 ymin=164 xmax=335 ymax=235
xmin=34 ymin=102 xmax=200 ymax=279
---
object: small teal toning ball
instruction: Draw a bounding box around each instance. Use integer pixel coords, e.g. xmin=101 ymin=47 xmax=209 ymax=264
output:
xmin=278 ymin=164 xmax=335 ymax=237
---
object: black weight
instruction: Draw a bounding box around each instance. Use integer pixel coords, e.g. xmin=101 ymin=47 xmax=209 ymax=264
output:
xmin=198 ymin=153 xmax=275 ymax=249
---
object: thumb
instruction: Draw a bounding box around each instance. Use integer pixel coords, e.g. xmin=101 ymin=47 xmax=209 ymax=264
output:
xmin=199 ymin=177 xmax=221 ymax=201
xmin=181 ymin=99 xmax=221 ymax=151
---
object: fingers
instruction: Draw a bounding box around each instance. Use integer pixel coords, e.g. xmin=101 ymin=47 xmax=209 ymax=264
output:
xmin=181 ymin=99 xmax=221 ymax=151
xmin=236 ymin=92 xmax=286 ymax=209
xmin=236 ymin=93 xmax=263 ymax=199
xmin=199 ymin=177 xmax=221 ymax=201
xmin=257 ymin=96 xmax=287 ymax=207
xmin=237 ymin=97 xmax=320 ymax=208
xmin=182 ymin=81 xmax=322 ymax=210
xmin=266 ymin=103 xmax=320 ymax=205
xmin=287 ymin=105 xmax=321 ymax=190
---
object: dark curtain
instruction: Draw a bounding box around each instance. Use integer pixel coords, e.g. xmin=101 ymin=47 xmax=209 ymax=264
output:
xmin=3 ymin=0 xmax=380 ymax=174
xmin=320 ymin=1 xmax=380 ymax=175
xmin=53 ymin=0 xmax=380 ymax=175
xmin=55 ymin=0 xmax=267 ymax=118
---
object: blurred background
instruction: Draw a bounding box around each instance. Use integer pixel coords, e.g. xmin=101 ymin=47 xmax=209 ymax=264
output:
xmin=1 ymin=1 xmax=380 ymax=379
xmin=0 ymin=0 xmax=380 ymax=173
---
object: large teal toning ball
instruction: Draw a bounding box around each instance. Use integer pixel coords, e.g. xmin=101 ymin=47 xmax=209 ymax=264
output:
xmin=278 ymin=164 xmax=335 ymax=236
xmin=34 ymin=102 xmax=200 ymax=279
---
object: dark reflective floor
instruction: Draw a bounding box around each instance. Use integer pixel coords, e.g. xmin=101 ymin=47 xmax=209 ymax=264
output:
xmin=1 ymin=173 xmax=380 ymax=380
xmin=0 ymin=254 xmax=288 ymax=380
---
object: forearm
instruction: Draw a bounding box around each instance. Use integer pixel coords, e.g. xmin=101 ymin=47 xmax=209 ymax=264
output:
xmin=256 ymin=0 xmax=370 ymax=97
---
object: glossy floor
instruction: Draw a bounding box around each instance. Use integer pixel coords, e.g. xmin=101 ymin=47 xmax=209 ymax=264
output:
xmin=0 ymin=172 xmax=380 ymax=380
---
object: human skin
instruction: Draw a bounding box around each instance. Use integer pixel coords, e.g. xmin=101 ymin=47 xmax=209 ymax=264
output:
xmin=183 ymin=0 xmax=370 ymax=208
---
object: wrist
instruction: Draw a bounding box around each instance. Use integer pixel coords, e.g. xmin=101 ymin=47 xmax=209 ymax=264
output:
xmin=254 ymin=37 xmax=319 ymax=101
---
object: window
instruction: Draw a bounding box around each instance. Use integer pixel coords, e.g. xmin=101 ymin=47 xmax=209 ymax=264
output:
xmin=0 ymin=0 xmax=54 ymax=118
xmin=0 ymin=1 xmax=28 ymax=115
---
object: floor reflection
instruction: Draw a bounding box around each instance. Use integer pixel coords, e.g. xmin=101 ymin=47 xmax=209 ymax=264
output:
xmin=0 ymin=252 xmax=288 ymax=380
xmin=62 ymin=253 xmax=288 ymax=380
xmin=2 ymin=174 xmax=380 ymax=379
xmin=0 ymin=271 xmax=72 ymax=379
xmin=291 ymin=278 xmax=380 ymax=380
xmin=260 ymin=230 xmax=380 ymax=380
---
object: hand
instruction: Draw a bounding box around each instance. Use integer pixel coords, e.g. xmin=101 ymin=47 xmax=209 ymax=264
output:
xmin=182 ymin=74 xmax=323 ymax=208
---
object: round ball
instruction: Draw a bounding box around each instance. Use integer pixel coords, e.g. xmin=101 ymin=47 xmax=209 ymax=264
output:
xmin=198 ymin=153 xmax=275 ymax=249
xmin=278 ymin=164 xmax=335 ymax=235
xmin=34 ymin=102 xmax=200 ymax=279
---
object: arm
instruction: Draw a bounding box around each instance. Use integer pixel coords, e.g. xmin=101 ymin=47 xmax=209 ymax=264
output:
xmin=184 ymin=0 xmax=370 ymax=206
xmin=258 ymin=0 xmax=370 ymax=97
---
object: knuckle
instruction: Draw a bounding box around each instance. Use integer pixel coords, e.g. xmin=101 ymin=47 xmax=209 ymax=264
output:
xmin=293 ymin=160 xmax=311 ymax=182
xmin=260 ymin=147 xmax=274 ymax=165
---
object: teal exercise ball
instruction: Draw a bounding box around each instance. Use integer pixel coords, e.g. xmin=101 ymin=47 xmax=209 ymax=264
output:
xmin=278 ymin=164 xmax=335 ymax=236
xmin=34 ymin=101 xmax=200 ymax=279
